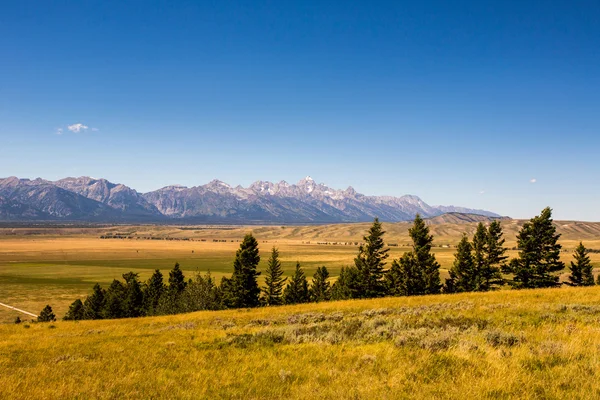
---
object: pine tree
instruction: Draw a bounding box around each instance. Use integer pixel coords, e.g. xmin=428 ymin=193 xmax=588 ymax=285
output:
xmin=262 ymin=247 xmax=287 ymax=306
xmin=219 ymin=276 xmax=236 ymax=309
xmin=386 ymin=214 xmax=441 ymax=295
xmin=503 ymin=207 xmax=564 ymax=288
xmin=122 ymin=272 xmax=144 ymax=318
xmin=481 ymin=221 xmax=507 ymax=290
xmin=445 ymin=235 xmax=476 ymax=293
xmin=310 ymin=266 xmax=331 ymax=302
xmin=354 ymin=218 xmax=389 ymax=298
xmin=102 ymin=279 xmax=126 ymax=319
xmin=330 ymin=266 xmax=360 ymax=300
xmin=569 ymin=242 xmax=594 ymax=286
xmin=143 ymin=269 xmax=165 ymax=315
xmin=283 ymin=262 xmax=310 ymax=304
xmin=82 ymin=283 xmax=105 ymax=320
xmin=37 ymin=305 xmax=56 ymax=322
xmin=168 ymin=263 xmax=187 ymax=294
xmin=471 ymin=222 xmax=488 ymax=290
xmin=230 ymin=234 xmax=261 ymax=308
xmin=63 ymin=299 xmax=84 ymax=321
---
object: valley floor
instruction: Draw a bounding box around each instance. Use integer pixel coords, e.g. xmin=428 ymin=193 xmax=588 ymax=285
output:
xmin=2 ymin=287 xmax=600 ymax=399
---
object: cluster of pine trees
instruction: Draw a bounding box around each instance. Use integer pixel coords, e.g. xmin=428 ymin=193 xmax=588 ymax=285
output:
xmin=50 ymin=206 xmax=595 ymax=322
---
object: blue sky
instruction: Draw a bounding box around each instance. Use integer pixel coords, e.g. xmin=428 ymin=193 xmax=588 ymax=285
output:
xmin=1 ymin=1 xmax=599 ymax=220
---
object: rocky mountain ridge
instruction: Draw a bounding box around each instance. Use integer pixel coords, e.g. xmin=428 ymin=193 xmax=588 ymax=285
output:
xmin=0 ymin=176 xmax=501 ymax=223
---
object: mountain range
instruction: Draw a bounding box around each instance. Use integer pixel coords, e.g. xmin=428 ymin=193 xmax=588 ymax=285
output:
xmin=0 ymin=176 xmax=501 ymax=223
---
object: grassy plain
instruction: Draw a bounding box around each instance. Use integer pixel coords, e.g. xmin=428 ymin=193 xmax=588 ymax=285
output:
xmin=3 ymin=287 xmax=600 ymax=398
xmin=1 ymin=219 xmax=600 ymax=322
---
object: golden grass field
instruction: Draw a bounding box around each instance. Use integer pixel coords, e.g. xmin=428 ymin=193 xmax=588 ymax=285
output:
xmin=1 ymin=219 xmax=600 ymax=322
xmin=3 ymin=287 xmax=600 ymax=399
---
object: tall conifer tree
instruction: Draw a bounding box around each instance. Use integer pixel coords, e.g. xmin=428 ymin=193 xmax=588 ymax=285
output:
xmin=445 ymin=235 xmax=476 ymax=293
xmin=262 ymin=247 xmax=286 ymax=306
xmin=354 ymin=218 xmax=389 ymax=298
xmin=310 ymin=266 xmax=331 ymax=302
xmin=283 ymin=262 xmax=310 ymax=304
xmin=230 ymin=234 xmax=261 ymax=308
xmin=569 ymin=242 xmax=594 ymax=286
xmin=503 ymin=207 xmax=564 ymax=288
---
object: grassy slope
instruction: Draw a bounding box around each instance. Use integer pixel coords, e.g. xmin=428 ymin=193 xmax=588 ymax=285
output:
xmin=3 ymin=287 xmax=600 ymax=399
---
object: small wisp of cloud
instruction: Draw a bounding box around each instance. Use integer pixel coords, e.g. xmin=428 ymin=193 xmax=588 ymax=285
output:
xmin=55 ymin=123 xmax=99 ymax=135
xmin=479 ymin=190 xmax=485 ymax=195
xmin=67 ymin=123 xmax=89 ymax=133
xmin=530 ymin=178 xmax=537 ymax=184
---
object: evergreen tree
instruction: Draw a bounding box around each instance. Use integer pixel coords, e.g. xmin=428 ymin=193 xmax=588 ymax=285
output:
xmin=63 ymin=299 xmax=84 ymax=321
xmin=37 ymin=305 xmax=56 ymax=322
xmin=569 ymin=242 xmax=594 ymax=286
xmin=445 ymin=235 xmax=476 ymax=293
xmin=310 ymin=266 xmax=331 ymax=302
xmin=386 ymin=214 xmax=441 ymax=295
xmin=481 ymin=221 xmax=507 ymax=290
xmin=168 ymin=263 xmax=187 ymax=294
xmin=14 ymin=316 xmax=22 ymax=324
xmin=330 ymin=266 xmax=360 ymax=300
xmin=229 ymin=234 xmax=261 ymax=308
xmin=102 ymin=279 xmax=126 ymax=319
xmin=354 ymin=218 xmax=389 ymax=298
xmin=471 ymin=222 xmax=488 ymax=290
xmin=143 ymin=269 xmax=165 ymax=315
xmin=283 ymin=262 xmax=310 ymax=304
xmin=262 ymin=247 xmax=287 ymax=306
xmin=503 ymin=207 xmax=564 ymax=288
xmin=122 ymin=272 xmax=144 ymax=318
xmin=82 ymin=283 xmax=105 ymax=320
xmin=219 ymin=276 xmax=236 ymax=309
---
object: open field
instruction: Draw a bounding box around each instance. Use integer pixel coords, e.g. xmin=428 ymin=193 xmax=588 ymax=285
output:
xmin=1 ymin=219 xmax=600 ymax=322
xmin=4 ymin=287 xmax=600 ymax=398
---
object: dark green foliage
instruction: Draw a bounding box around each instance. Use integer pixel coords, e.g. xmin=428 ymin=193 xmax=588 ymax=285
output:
xmin=14 ymin=316 xmax=22 ymax=324
xmin=37 ymin=305 xmax=56 ymax=322
xmin=82 ymin=283 xmax=105 ymax=320
xmin=503 ymin=207 xmax=564 ymax=288
xmin=122 ymin=272 xmax=144 ymax=318
xmin=63 ymin=299 xmax=84 ymax=321
xmin=354 ymin=218 xmax=389 ymax=298
xmin=445 ymin=235 xmax=476 ymax=293
xmin=229 ymin=234 xmax=261 ymax=308
xmin=103 ymin=279 xmax=126 ymax=319
xmin=330 ymin=266 xmax=360 ymax=300
xmin=481 ymin=221 xmax=508 ymax=290
xmin=283 ymin=262 xmax=310 ymax=304
xmin=471 ymin=222 xmax=488 ymax=290
xmin=310 ymin=266 xmax=331 ymax=302
xmin=569 ymin=242 xmax=594 ymax=286
xmin=168 ymin=263 xmax=187 ymax=295
xmin=385 ymin=214 xmax=441 ymax=295
xmin=180 ymin=271 xmax=222 ymax=311
xmin=262 ymin=247 xmax=286 ymax=306
xmin=219 ymin=276 xmax=236 ymax=309
xmin=143 ymin=269 xmax=165 ymax=315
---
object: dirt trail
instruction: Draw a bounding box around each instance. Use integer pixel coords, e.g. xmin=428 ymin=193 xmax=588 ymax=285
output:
xmin=0 ymin=302 xmax=37 ymax=318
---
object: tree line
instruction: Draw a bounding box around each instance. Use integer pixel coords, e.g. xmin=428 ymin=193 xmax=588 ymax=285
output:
xmin=34 ymin=206 xmax=595 ymax=322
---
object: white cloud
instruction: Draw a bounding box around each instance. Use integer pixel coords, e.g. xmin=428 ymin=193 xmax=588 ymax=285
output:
xmin=91 ymin=127 xmax=99 ymax=132
xmin=55 ymin=128 xmax=63 ymax=135
xmin=530 ymin=178 xmax=537 ymax=184
xmin=479 ymin=190 xmax=485 ymax=195
xmin=67 ymin=123 xmax=89 ymax=133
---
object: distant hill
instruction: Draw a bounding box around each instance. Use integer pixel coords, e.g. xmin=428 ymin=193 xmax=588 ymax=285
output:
xmin=425 ymin=212 xmax=510 ymax=225
xmin=0 ymin=176 xmax=500 ymax=224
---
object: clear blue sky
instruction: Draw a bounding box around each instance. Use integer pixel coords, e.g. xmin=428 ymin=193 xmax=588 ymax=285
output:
xmin=1 ymin=1 xmax=599 ymax=220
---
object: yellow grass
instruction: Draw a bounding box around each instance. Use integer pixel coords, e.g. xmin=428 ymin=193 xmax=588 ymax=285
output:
xmin=3 ymin=287 xmax=600 ymax=398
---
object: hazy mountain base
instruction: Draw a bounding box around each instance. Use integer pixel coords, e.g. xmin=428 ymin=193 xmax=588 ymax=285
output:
xmin=2 ymin=287 xmax=600 ymax=399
